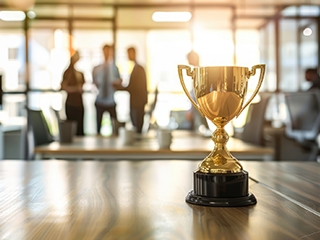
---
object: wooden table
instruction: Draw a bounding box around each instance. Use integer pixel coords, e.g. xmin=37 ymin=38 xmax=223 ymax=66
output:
xmin=242 ymin=161 xmax=320 ymax=214
xmin=34 ymin=130 xmax=274 ymax=161
xmin=0 ymin=160 xmax=319 ymax=239
xmin=264 ymin=125 xmax=285 ymax=161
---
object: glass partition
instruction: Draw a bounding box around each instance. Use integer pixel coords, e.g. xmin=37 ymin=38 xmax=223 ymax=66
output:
xmin=280 ymin=19 xmax=299 ymax=92
xmin=0 ymin=30 xmax=26 ymax=91
xmin=299 ymin=20 xmax=318 ymax=90
xmin=29 ymin=27 xmax=69 ymax=90
xmin=266 ymin=21 xmax=277 ymax=92
xmin=0 ymin=29 xmax=26 ymax=117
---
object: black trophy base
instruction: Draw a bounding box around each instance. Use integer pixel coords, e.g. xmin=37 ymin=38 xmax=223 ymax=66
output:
xmin=186 ymin=170 xmax=257 ymax=207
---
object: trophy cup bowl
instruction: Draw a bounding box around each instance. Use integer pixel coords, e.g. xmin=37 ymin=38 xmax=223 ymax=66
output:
xmin=178 ymin=64 xmax=265 ymax=207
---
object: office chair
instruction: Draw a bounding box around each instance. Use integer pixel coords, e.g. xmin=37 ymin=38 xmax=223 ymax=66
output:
xmin=25 ymin=107 xmax=54 ymax=159
xmin=50 ymin=106 xmax=78 ymax=143
xmin=234 ymin=92 xmax=272 ymax=146
xmin=169 ymin=110 xmax=193 ymax=130
xmin=285 ymin=90 xmax=320 ymax=141
xmin=49 ymin=106 xmax=62 ymax=140
xmin=143 ymin=84 xmax=159 ymax=133
xmin=283 ymin=90 xmax=320 ymax=161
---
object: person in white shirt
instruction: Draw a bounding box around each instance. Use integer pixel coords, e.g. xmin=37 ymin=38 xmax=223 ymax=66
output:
xmin=92 ymin=45 xmax=122 ymax=135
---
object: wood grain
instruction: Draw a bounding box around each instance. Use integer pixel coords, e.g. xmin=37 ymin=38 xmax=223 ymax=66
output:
xmin=242 ymin=161 xmax=320 ymax=214
xmin=1 ymin=160 xmax=320 ymax=239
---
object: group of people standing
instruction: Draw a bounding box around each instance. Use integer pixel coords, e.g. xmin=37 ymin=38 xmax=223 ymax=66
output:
xmin=60 ymin=46 xmax=148 ymax=136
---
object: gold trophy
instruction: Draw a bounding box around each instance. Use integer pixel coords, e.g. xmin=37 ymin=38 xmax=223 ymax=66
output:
xmin=178 ymin=64 xmax=265 ymax=207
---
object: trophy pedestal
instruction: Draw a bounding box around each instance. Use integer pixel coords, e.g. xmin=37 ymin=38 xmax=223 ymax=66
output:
xmin=186 ymin=170 xmax=257 ymax=207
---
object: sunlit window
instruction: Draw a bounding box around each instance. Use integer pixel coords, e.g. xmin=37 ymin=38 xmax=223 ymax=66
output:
xmin=0 ymin=3 xmax=319 ymax=135
xmin=194 ymin=29 xmax=234 ymax=66
xmin=29 ymin=28 xmax=69 ymax=90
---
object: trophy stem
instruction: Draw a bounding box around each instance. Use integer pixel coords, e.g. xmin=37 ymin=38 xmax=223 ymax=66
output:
xmin=189 ymin=126 xmax=256 ymax=207
xmin=198 ymin=126 xmax=243 ymax=174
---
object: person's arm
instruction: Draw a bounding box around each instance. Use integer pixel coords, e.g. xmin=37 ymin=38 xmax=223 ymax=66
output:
xmin=112 ymin=79 xmax=125 ymax=90
xmin=61 ymin=82 xmax=80 ymax=93
xmin=61 ymin=70 xmax=83 ymax=93
xmin=61 ymin=71 xmax=72 ymax=92
xmin=92 ymin=66 xmax=99 ymax=87
xmin=78 ymin=72 xmax=85 ymax=93
xmin=112 ymin=64 xmax=124 ymax=89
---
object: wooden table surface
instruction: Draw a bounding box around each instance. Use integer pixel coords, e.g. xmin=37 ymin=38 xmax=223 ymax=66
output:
xmin=34 ymin=130 xmax=274 ymax=161
xmin=242 ymin=161 xmax=320 ymax=214
xmin=0 ymin=160 xmax=319 ymax=240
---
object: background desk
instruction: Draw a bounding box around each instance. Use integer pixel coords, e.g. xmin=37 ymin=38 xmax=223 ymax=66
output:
xmin=0 ymin=160 xmax=319 ymax=239
xmin=0 ymin=116 xmax=26 ymax=160
xmin=34 ymin=130 xmax=274 ymax=161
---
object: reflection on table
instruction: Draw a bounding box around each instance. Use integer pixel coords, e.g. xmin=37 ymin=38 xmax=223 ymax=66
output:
xmin=34 ymin=130 xmax=274 ymax=160
xmin=0 ymin=160 xmax=319 ymax=239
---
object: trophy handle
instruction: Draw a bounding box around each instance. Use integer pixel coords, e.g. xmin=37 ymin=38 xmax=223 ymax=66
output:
xmin=178 ymin=65 xmax=205 ymax=117
xmin=236 ymin=64 xmax=266 ymax=117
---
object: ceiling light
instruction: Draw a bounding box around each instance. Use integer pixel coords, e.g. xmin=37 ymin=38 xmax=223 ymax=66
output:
xmin=152 ymin=12 xmax=192 ymax=22
xmin=303 ymin=27 xmax=312 ymax=36
xmin=0 ymin=11 xmax=26 ymax=21
xmin=27 ymin=11 xmax=36 ymax=19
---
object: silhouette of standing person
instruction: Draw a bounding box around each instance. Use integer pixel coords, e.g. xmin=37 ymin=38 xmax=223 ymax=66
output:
xmin=92 ymin=44 xmax=122 ymax=135
xmin=61 ymin=50 xmax=85 ymax=136
xmin=114 ymin=47 xmax=148 ymax=134
xmin=305 ymin=68 xmax=320 ymax=91
xmin=187 ymin=50 xmax=200 ymax=67
xmin=185 ymin=50 xmax=209 ymax=131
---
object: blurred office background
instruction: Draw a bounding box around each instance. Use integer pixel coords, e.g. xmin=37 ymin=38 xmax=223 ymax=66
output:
xmin=0 ymin=0 xmax=320 ymax=160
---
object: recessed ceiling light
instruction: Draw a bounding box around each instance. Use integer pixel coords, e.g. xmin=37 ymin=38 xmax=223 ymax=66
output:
xmin=152 ymin=12 xmax=192 ymax=22
xmin=27 ymin=11 xmax=36 ymax=19
xmin=303 ymin=27 xmax=312 ymax=36
xmin=0 ymin=11 xmax=26 ymax=21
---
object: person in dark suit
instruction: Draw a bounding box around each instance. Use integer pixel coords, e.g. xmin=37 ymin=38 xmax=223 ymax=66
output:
xmin=305 ymin=68 xmax=320 ymax=90
xmin=114 ymin=47 xmax=148 ymax=134
xmin=60 ymin=50 xmax=85 ymax=136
